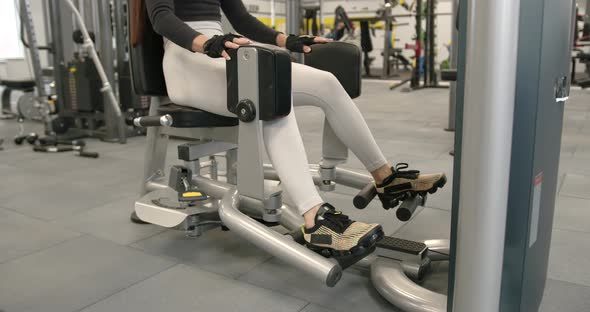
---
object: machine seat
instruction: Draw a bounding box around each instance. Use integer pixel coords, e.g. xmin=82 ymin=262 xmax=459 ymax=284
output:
xmin=157 ymin=104 xmax=238 ymax=128
xmin=0 ymin=80 xmax=36 ymax=91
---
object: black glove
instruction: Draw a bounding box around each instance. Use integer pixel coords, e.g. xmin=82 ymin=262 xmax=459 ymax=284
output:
xmin=203 ymin=33 xmax=243 ymax=58
xmin=285 ymin=35 xmax=318 ymax=53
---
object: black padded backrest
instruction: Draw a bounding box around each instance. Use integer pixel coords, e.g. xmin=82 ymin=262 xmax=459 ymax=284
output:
xmin=304 ymin=42 xmax=362 ymax=99
xmin=128 ymin=0 xmax=167 ymax=96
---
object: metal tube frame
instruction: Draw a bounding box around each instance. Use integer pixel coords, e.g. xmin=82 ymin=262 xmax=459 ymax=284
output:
xmin=446 ymin=0 xmax=459 ymax=131
xmin=219 ymin=188 xmax=342 ymax=287
xmin=19 ymin=0 xmax=53 ymax=135
xmin=138 ymin=122 xmax=450 ymax=303
xmin=452 ymin=0 xmax=520 ymax=310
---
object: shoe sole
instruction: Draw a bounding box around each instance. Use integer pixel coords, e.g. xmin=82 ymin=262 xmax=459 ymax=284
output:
xmin=306 ymin=225 xmax=385 ymax=258
xmin=379 ymin=175 xmax=447 ymax=209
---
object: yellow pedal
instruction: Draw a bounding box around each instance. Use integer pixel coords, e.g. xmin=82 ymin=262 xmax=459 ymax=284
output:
xmin=178 ymin=190 xmax=208 ymax=202
xmin=183 ymin=192 xmax=202 ymax=198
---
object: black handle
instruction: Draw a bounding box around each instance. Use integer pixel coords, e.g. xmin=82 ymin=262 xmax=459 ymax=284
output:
xmin=441 ymin=70 xmax=457 ymax=82
xmin=133 ymin=115 xmax=173 ymax=128
xmin=78 ymin=151 xmax=99 ymax=158
xmin=353 ymin=183 xmax=377 ymax=209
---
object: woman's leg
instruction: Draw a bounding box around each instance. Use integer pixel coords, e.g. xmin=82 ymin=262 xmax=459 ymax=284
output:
xmin=291 ymin=63 xmax=393 ymax=182
xmin=292 ymin=63 xmax=446 ymax=206
xmin=162 ymin=40 xmax=384 ymax=252
xmin=163 ymin=42 xmax=323 ymax=216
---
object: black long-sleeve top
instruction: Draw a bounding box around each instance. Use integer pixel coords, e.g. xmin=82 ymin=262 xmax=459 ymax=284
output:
xmin=145 ymin=0 xmax=280 ymax=51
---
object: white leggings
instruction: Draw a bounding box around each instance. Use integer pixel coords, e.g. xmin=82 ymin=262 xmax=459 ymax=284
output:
xmin=163 ymin=21 xmax=388 ymax=215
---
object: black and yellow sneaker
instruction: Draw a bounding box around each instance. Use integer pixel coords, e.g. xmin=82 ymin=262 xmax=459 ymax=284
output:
xmin=376 ymin=163 xmax=447 ymax=209
xmin=303 ymin=204 xmax=384 ymax=257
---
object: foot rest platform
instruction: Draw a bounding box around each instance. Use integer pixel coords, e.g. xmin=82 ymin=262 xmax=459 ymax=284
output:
xmin=135 ymin=188 xmax=220 ymax=229
xmin=376 ymin=236 xmax=428 ymax=262
xmin=287 ymin=229 xmax=376 ymax=270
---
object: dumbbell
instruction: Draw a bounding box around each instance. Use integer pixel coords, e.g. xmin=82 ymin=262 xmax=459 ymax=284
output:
xmin=14 ymin=133 xmax=38 ymax=145
xmin=72 ymin=140 xmax=99 ymax=158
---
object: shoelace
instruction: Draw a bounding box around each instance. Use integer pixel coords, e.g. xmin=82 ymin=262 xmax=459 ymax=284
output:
xmin=393 ymin=163 xmax=420 ymax=179
xmin=321 ymin=210 xmax=353 ymax=232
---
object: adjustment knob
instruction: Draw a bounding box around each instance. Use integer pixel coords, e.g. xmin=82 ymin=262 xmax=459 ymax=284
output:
xmin=236 ymin=100 xmax=256 ymax=122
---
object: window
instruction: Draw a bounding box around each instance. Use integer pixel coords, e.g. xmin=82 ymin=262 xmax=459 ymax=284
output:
xmin=0 ymin=1 xmax=24 ymax=59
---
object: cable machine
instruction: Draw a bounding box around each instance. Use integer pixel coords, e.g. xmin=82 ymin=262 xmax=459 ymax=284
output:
xmin=390 ymin=0 xmax=446 ymax=91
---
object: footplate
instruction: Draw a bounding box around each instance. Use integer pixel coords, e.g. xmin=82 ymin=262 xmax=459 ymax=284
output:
xmin=135 ymin=188 xmax=219 ymax=229
xmin=353 ymin=183 xmax=426 ymax=221
xmin=287 ymin=229 xmax=377 ymax=270
xmin=376 ymin=236 xmax=428 ymax=262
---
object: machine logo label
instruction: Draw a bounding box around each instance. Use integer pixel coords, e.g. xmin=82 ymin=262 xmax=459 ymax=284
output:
xmin=529 ymin=173 xmax=543 ymax=247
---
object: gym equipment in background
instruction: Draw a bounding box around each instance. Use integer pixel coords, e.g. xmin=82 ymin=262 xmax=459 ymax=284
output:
xmin=45 ymin=0 xmax=149 ymax=142
xmin=389 ymin=0 xmax=447 ymax=91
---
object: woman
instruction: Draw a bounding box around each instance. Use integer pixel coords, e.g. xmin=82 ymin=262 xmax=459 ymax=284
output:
xmin=133 ymin=0 xmax=446 ymax=254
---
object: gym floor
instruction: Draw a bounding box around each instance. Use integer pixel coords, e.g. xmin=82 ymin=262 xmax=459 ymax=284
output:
xmin=0 ymin=81 xmax=589 ymax=312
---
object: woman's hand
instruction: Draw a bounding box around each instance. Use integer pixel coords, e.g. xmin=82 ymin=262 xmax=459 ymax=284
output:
xmin=192 ymin=34 xmax=252 ymax=60
xmin=277 ymin=34 xmax=332 ymax=53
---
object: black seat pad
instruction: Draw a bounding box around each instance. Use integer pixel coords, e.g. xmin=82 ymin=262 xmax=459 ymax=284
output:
xmin=157 ymin=104 xmax=238 ymax=128
xmin=0 ymin=80 xmax=36 ymax=91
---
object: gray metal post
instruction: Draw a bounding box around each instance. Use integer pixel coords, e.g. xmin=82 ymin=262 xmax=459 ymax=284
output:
xmin=47 ymin=0 xmax=66 ymax=114
xmin=446 ymin=0 xmax=459 ymax=131
xmin=286 ymin=0 xmax=302 ymax=62
xmin=452 ymin=0 xmax=520 ymax=310
xmin=97 ymin=0 xmax=124 ymax=143
xmin=19 ymin=0 xmax=53 ymax=135
xmin=382 ymin=3 xmax=393 ymax=79
xmin=42 ymin=0 xmax=53 ymax=66
xmin=270 ymin=0 xmax=276 ymax=29
xmin=114 ymin=0 xmax=128 ymax=92
xmin=286 ymin=0 xmax=301 ymax=35
xmin=318 ymin=0 xmax=324 ymax=34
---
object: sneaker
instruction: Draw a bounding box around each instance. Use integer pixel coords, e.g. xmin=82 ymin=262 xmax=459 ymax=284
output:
xmin=303 ymin=204 xmax=384 ymax=256
xmin=376 ymin=163 xmax=447 ymax=209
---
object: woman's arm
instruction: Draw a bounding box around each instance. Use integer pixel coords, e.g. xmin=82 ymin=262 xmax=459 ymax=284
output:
xmin=220 ymin=0 xmax=282 ymax=45
xmin=145 ymin=0 xmax=206 ymax=52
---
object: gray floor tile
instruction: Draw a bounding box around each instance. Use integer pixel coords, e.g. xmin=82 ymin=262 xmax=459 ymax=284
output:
xmin=560 ymin=174 xmax=590 ymax=199
xmin=16 ymin=153 xmax=127 ymax=176
xmin=132 ymin=227 xmax=273 ymax=279
xmin=54 ymin=196 xmax=165 ymax=245
xmin=80 ymin=264 xmax=307 ymax=312
xmin=0 ymin=164 xmax=66 ymax=198
xmin=575 ymin=146 xmax=590 ymax=160
xmin=100 ymin=142 xmax=146 ymax=161
xmin=0 ymin=207 xmax=81 ymax=263
xmin=0 ymin=235 xmax=175 ymax=312
xmin=560 ymin=156 xmax=590 ymax=176
xmin=393 ymin=208 xmax=451 ymax=241
xmin=548 ymin=229 xmax=590 ymax=287
xmin=0 ymin=145 xmax=48 ymax=167
xmin=239 ymin=257 xmax=399 ymax=312
xmin=0 ymin=181 xmax=132 ymax=221
xmin=300 ymin=304 xmax=338 ymax=312
xmin=540 ymin=279 xmax=590 ymax=312
xmin=553 ymin=196 xmax=590 ymax=233
xmin=58 ymin=158 xmax=143 ymax=188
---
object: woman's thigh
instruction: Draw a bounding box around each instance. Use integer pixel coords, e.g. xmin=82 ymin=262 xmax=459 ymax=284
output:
xmin=163 ymin=47 xmax=339 ymax=116
xmin=162 ymin=43 xmax=232 ymax=117
xmin=291 ymin=62 xmax=341 ymax=109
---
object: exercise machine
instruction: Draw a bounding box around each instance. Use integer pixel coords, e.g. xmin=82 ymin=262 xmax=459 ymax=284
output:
xmin=42 ymin=0 xmax=149 ymax=143
xmin=127 ymin=0 xmax=574 ymax=309
xmin=128 ymin=1 xmax=436 ymax=288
